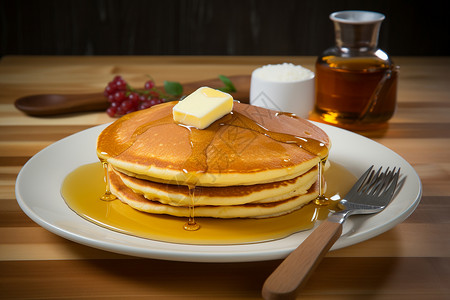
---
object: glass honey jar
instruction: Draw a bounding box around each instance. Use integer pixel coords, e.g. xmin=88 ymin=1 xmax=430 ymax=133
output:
xmin=310 ymin=11 xmax=398 ymax=131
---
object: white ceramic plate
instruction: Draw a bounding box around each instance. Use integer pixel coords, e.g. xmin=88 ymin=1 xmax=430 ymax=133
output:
xmin=15 ymin=122 xmax=422 ymax=262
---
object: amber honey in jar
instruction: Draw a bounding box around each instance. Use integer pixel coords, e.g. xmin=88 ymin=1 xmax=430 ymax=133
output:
xmin=311 ymin=11 xmax=398 ymax=131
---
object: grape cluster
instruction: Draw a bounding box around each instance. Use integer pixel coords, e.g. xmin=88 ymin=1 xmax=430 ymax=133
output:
xmin=103 ymin=75 xmax=164 ymax=117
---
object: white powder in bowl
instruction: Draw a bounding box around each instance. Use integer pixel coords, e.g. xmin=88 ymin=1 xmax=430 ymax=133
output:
xmin=252 ymin=63 xmax=314 ymax=82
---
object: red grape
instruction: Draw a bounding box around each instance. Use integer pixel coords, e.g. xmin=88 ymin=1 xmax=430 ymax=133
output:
xmin=114 ymin=91 xmax=126 ymax=103
xmin=104 ymin=75 xmax=168 ymax=117
xmin=144 ymin=80 xmax=155 ymax=90
xmin=106 ymin=106 xmax=117 ymax=117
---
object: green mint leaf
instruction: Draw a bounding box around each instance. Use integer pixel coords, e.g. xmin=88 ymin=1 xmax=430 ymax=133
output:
xmin=218 ymin=75 xmax=237 ymax=93
xmin=164 ymin=81 xmax=183 ymax=96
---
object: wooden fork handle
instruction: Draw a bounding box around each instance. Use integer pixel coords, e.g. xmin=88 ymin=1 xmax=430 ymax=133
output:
xmin=262 ymin=220 xmax=343 ymax=300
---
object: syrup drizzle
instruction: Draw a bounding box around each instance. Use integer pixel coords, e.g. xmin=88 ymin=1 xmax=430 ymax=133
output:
xmin=184 ymin=183 xmax=200 ymax=231
xmin=314 ymin=160 xmax=331 ymax=206
xmin=100 ymin=159 xmax=117 ymax=201
xmin=226 ymin=111 xmax=328 ymax=160
xmin=274 ymin=112 xmax=330 ymax=205
xmin=182 ymin=172 xmax=201 ymax=231
xmin=97 ymin=103 xmax=330 ymax=230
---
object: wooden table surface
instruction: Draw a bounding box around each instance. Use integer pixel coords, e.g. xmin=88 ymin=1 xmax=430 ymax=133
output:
xmin=0 ymin=56 xmax=449 ymax=299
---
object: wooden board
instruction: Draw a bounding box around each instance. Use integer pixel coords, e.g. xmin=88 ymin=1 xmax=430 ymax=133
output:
xmin=1 ymin=55 xmax=449 ymax=299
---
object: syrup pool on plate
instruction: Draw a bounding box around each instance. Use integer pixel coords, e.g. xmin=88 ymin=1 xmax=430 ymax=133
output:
xmin=61 ymin=161 xmax=355 ymax=245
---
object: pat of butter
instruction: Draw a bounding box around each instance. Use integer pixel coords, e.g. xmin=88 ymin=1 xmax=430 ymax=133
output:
xmin=172 ymin=87 xmax=233 ymax=129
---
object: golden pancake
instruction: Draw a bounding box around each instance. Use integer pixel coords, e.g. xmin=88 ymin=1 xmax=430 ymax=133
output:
xmin=109 ymin=167 xmax=319 ymax=219
xmin=112 ymin=166 xmax=318 ymax=206
xmin=97 ymin=101 xmax=330 ymax=187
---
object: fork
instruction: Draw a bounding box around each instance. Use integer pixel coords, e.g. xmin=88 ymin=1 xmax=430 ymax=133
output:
xmin=262 ymin=166 xmax=400 ymax=300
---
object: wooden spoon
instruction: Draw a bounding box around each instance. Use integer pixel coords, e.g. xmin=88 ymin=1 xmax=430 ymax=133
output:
xmin=15 ymin=75 xmax=250 ymax=116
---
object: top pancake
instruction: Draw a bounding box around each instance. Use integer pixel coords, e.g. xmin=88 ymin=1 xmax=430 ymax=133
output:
xmin=97 ymin=101 xmax=330 ymax=187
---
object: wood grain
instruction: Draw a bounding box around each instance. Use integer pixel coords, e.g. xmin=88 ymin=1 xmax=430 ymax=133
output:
xmin=0 ymin=56 xmax=449 ymax=299
xmin=263 ymin=221 xmax=343 ymax=299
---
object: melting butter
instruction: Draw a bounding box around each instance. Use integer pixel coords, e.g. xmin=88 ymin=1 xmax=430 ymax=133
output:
xmin=172 ymin=87 xmax=233 ymax=129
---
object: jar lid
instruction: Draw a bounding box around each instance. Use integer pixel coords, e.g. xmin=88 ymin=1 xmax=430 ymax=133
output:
xmin=330 ymin=10 xmax=385 ymax=24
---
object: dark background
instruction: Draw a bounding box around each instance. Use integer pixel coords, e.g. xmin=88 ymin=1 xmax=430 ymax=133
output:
xmin=1 ymin=0 xmax=449 ymax=57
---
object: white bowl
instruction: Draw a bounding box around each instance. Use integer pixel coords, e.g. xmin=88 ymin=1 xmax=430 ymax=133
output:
xmin=250 ymin=63 xmax=315 ymax=118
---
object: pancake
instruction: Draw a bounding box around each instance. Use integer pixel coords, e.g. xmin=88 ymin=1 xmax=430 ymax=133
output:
xmin=109 ymin=167 xmax=319 ymax=219
xmin=97 ymin=101 xmax=330 ymax=187
xmin=112 ymin=165 xmax=319 ymax=207
xmin=97 ymin=100 xmax=330 ymax=219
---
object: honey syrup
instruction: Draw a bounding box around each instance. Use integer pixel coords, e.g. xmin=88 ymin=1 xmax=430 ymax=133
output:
xmin=312 ymin=56 xmax=397 ymax=131
xmin=99 ymin=159 xmax=117 ymax=201
xmin=61 ymin=160 xmax=355 ymax=245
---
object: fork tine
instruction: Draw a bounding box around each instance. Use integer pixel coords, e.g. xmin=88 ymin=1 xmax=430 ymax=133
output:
xmin=369 ymin=167 xmax=400 ymax=206
xmin=344 ymin=165 xmax=400 ymax=204
xmin=372 ymin=167 xmax=392 ymax=196
xmin=344 ymin=166 xmax=374 ymax=199
xmin=384 ymin=167 xmax=400 ymax=201
xmin=346 ymin=166 xmax=401 ymax=203
xmin=360 ymin=166 xmax=383 ymax=196
xmin=368 ymin=167 xmax=399 ymax=197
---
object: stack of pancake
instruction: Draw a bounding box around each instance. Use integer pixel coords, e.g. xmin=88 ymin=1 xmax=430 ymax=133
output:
xmin=97 ymin=101 xmax=330 ymax=218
